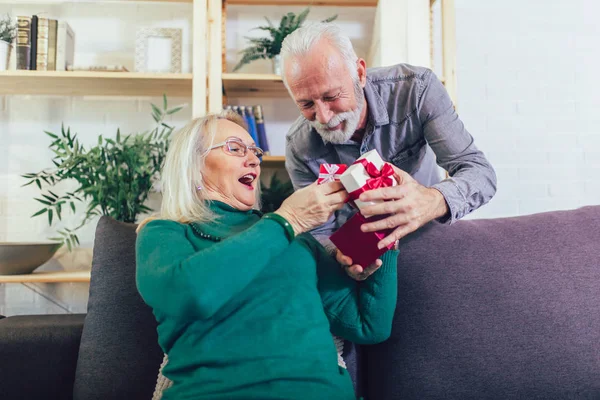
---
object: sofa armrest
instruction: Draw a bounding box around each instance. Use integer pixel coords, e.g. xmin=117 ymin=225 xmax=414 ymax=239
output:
xmin=0 ymin=314 xmax=85 ymax=400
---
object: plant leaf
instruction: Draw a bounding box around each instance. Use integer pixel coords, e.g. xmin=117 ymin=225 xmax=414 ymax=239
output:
xmin=34 ymin=198 xmax=52 ymax=206
xmin=166 ymin=106 xmax=183 ymax=115
xmin=31 ymin=209 xmax=47 ymax=218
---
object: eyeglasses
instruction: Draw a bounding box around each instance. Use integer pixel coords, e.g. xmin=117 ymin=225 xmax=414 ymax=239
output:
xmin=209 ymin=137 xmax=264 ymax=160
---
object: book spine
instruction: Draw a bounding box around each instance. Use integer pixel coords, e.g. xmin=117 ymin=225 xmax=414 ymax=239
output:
xmin=65 ymin=23 xmax=75 ymax=69
xmin=56 ymin=21 xmax=75 ymax=71
xmin=239 ymin=106 xmax=260 ymax=146
xmin=16 ymin=16 xmax=32 ymax=70
xmin=244 ymin=107 xmax=260 ymax=149
xmin=36 ymin=17 xmax=49 ymax=71
xmin=47 ymin=19 xmax=58 ymax=71
xmin=253 ymin=105 xmax=270 ymax=155
xmin=30 ymin=15 xmax=38 ymax=70
xmin=55 ymin=21 xmax=66 ymax=71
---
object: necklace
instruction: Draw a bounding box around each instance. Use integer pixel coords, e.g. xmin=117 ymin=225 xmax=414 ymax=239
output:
xmin=190 ymin=223 xmax=222 ymax=242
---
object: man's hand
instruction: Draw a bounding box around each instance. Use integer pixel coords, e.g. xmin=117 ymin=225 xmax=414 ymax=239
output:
xmin=336 ymin=249 xmax=383 ymax=281
xmin=359 ymin=164 xmax=449 ymax=249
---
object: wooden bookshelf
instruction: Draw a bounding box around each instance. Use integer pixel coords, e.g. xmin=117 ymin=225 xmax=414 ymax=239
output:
xmin=118 ymin=0 xmax=377 ymax=4
xmin=0 ymin=270 xmax=91 ymax=284
xmin=222 ymin=73 xmax=287 ymax=97
xmin=0 ymin=71 xmax=192 ymax=97
xmin=262 ymin=155 xmax=286 ymax=167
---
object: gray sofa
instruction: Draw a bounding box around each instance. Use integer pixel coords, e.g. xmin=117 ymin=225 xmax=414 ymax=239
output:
xmin=1 ymin=206 xmax=599 ymax=399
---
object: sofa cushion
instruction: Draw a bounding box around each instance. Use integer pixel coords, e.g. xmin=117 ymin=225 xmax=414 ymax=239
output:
xmin=365 ymin=206 xmax=600 ymax=399
xmin=0 ymin=314 xmax=84 ymax=400
xmin=73 ymin=216 xmax=164 ymax=400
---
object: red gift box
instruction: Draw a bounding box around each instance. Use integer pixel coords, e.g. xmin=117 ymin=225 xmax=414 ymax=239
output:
xmin=330 ymin=212 xmax=394 ymax=268
xmin=317 ymin=163 xmax=347 ymax=185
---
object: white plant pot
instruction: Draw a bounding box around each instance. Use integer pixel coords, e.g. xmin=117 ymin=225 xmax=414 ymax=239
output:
xmin=0 ymin=40 xmax=11 ymax=71
xmin=272 ymin=54 xmax=282 ymax=76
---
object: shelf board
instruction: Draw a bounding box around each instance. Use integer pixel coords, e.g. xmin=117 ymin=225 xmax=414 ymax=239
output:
xmin=222 ymin=73 xmax=287 ymax=97
xmin=0 ymin=0 xmax=377 ymax=4
xmin=227 ymin=0 xmax=377 ymax=5
xmin=0 ymin=270 xmax=91 ymax=283
xmin=0 ymin=71 xmax=193 ymax=97
xmin=262 ymin=155 xmax=286 ymax=167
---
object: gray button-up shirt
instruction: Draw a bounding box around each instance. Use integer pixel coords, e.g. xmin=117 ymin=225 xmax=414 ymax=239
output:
xmin=285 ymin=63 xmax=497 ymax=246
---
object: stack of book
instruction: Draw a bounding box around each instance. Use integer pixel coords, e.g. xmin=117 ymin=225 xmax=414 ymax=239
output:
xmin=224 ymin=105 xmax=271 ymax=156
xmin=16 ymin=16 xmax=74 ymax=71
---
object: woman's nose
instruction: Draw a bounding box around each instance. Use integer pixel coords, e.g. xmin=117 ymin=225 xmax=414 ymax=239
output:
xmin=245 ymin=151 xmax=260 ymax=167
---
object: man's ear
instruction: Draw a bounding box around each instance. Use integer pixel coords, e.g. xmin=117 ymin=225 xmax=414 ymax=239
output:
xmin=357 ymin=58 xmax=367 ymax=87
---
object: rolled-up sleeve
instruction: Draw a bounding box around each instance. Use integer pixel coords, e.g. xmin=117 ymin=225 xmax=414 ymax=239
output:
xmin=285 ymin=134 xmax=340 ymax=254
xmin=419 ymin=70 xmax=497 ymax=223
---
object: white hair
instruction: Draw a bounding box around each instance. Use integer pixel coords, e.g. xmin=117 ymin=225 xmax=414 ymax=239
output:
xmin=280 ymin=22 xmax=359 ymax=89
xmin=138 ymin=111 xmax=252 ymax=232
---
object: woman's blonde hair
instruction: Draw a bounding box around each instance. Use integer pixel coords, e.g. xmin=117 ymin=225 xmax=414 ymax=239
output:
xmin=137 ymin=110 xmax=250 ymax=232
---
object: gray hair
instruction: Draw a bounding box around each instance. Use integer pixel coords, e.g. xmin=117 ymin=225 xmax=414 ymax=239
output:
xmin=280 ymin=22 xmax=359 ymax=90
xmin=138 ymin=110 xmax=252 ymax=232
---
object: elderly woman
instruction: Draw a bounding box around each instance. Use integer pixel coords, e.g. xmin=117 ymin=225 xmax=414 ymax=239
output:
xmin=135 ymin=111 xmax=398 ymax=400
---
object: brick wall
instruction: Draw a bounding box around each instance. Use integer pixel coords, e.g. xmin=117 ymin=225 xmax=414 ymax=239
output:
xmin=455 ymin=0 xmax=599 ymax=219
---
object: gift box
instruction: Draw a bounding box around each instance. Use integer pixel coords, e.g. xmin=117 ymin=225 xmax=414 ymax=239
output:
xmin=330 ymin=212 xmax=394 ymax=268
xmin=317 ymin=163 xmax=347 ymax=185
xmin=338 ymin=149 xmax=397 ymax=211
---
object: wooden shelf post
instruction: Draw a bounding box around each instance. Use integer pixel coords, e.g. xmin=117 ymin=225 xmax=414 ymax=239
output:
xmin=193 ymin=0 xmax=208 ymax=117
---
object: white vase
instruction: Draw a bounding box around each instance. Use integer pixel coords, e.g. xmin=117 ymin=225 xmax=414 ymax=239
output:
xmin=0 ymin=40 xmax=11 ymax=71
xmin=272 ymin=54 xmax=282 ymax=75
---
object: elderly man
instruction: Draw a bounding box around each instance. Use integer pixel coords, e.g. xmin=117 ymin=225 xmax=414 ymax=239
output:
xmin=281 ymin=22 xmax=497 ymax=279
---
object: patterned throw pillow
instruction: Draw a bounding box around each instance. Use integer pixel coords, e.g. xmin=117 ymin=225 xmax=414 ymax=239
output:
xmin=152 ymin=354 xmax=173 ymax=400
xmin=152 ymin=334 xmax=347 ymax=398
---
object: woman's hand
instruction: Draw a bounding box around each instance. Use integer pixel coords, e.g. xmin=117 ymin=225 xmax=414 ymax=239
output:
xmin=275 ymin=181 xmax=348 ymax=235
xmin=335 ymin=250 xmax=383 ymax=281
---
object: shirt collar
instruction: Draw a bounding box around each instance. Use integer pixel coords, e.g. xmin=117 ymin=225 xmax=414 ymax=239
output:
xmin=364 ymin=76 xmax=390 ymax=126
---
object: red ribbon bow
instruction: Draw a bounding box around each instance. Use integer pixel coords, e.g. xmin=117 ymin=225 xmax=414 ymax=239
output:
xmin=347 ymin=159 xmax=395 ymax=202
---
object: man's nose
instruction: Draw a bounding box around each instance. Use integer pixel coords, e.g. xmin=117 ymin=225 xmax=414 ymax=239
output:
xmin=314 ymin=101 xmax=333 ymax=125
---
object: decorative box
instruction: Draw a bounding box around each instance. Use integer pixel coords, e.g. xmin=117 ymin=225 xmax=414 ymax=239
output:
xmin=317 ymin=163 xmax=347 ymax=185
xmin=330 ymin=212 xmax=394 ymax=268
xmin=338 ymin=149 xmax=397 ymax=211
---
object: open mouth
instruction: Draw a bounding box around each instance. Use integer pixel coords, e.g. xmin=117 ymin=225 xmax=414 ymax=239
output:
xmin=238 ymin=173 xmax=257 ymax=189
xmin=327 ymin=122 xmax=343 ymax=131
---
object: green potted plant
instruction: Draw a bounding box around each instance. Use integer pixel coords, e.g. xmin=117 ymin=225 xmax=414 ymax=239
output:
xmin=0 ymin=14 xmax=17 ymax=71
xmin=260 ymin=173 xmax=294 ymax=214
xmin=22 ymin=95 xmax=185 ymax=250
xmin=233 ymin=8 xmax=337 ymax=75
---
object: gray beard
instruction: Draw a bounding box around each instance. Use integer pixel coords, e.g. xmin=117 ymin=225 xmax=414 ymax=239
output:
xmin=310 ymin=82 xmax=365 ymax=145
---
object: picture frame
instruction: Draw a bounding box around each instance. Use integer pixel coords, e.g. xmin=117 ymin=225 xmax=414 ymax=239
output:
xmin=135 ymin=27 xmax=182 ymax=73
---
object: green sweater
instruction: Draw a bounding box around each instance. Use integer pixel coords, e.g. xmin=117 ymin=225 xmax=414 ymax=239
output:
xmin=136 ymin=201 xmax=398 ymax=400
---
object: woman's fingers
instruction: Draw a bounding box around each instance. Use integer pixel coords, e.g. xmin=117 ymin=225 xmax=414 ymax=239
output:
xmin=318 ymin=181 xmax=345 ymax=195
xmin=327 ymin=190 xmax=349 ymax=207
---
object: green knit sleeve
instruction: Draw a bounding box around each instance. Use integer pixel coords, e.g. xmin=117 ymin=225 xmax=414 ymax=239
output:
xmin=136 ymin=219 xmax=290 ymax=319
xmin=314 ymin=240 xmax=399 ymax=345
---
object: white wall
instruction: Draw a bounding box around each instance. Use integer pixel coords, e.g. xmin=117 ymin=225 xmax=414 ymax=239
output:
xmin=455 ymin=0 xmax=600 ymax=219
xmin=368 ymin=0 xmax=431 ymax=69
